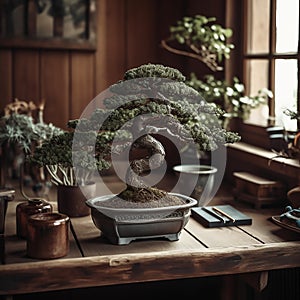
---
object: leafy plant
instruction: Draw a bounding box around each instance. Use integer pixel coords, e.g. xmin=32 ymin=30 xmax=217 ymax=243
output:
xmin=29 ymin=129 xmax=112 ymax=186
xmin=284 ymin=109 xmax=300 ymax=121
xmin=161 ymin=15 xmax=234 ymax=72
xmin=161 ymin=15 xmax=273 ymax=128
xmin=188 ymin=74 xmax=273 ymax=128
xmin=0 ymin=113 xmax=63 ymax=154
xmin=283 ymin=109 xmax=300 ymax=159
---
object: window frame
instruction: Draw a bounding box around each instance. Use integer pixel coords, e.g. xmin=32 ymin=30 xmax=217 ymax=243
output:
xmin=227 ymin=0 xmax=300 ymax=148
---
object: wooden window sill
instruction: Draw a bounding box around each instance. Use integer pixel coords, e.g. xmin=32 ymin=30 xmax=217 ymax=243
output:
xmin=226 ymin=142 xmax=300 ymax=187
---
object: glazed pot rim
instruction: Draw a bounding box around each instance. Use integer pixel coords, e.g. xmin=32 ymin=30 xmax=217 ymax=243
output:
xmin=28 ymin=212 xmax=69 ymax=225
xmin=173 ymin=164 xmax=217 ymax=175
xmin=86 ymin=192 xmax=197 ymax=218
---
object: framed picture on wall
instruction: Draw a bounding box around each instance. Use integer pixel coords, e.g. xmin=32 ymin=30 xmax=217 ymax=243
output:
xmin=0 ymin=0 xmax=96 ymax=50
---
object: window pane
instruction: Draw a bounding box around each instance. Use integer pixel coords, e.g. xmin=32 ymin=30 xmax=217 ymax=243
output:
xmin=246 ymin=0 xmax=270 ymax=54
xmin=36 ymin=0 xmax=88 ymax=39
xmin=37 ymin=1 xmax=53 ymax=38
xmin=64 ymin=0 xmax=88 ymax=39
xmin=274 ymin=59 xmax=298 ymax=130
xmin=244 ymin=60 xmax=270 ymax=126
xmin=1 ymin=1 xmax=26 ymax=37
xmin=276 ymin=0 xmax=299 ymax=53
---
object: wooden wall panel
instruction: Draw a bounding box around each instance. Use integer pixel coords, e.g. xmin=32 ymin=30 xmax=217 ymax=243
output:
xmin=0 ymin=49 xmax=12 ymax=113
xmin=70 ymin=52 xmax=95 ymax=119
xmin=126 ymin=0 xmax=158 ymax=69
xmin=156 ymin=0 xmax=187 ymax=73
xmin=184 ymin=0 xmax=227 ymax=79
xmin=40 ymin=51 xmax=69 ymax=130
xmin=0 ymin=0 xmax=227 ymax=124
xmin=95 ymin=0 xmax=109 ymax=94
xmin=13 ymin=50 xmax=40 ymax=104
xmin=95 ymin=0 xmax=127 ymax=95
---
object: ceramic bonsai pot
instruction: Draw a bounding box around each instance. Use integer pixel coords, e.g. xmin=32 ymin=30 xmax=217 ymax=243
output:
xmin=86 ymin=193 xmax=197 ymax=245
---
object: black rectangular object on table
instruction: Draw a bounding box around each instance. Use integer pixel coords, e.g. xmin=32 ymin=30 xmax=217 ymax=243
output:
xmin=191 ymin=205 xmax=252 ymax=228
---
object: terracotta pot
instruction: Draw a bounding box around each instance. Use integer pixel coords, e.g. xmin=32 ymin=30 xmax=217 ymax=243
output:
xmin=57 ymin=182 xmax=96 ymax=217
xmin=16 ymin=198 xmax=53 ymax=239
xmin=27 ymin=212 xmax=69 ymax=259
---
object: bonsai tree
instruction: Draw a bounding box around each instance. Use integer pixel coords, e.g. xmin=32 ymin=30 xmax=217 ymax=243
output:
xmin=161 ymin=15 xmax=273 ymax=129
xmin=31 ymin=63 xmax=241 ymax=206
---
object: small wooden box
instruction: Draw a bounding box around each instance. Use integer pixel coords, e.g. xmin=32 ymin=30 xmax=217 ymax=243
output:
xmin=233 ymin=172 xmax=286 ymax=208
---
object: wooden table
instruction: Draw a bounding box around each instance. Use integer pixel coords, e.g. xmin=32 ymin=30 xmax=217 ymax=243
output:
xmin=1 ymin=172 xmax=300 ymax=298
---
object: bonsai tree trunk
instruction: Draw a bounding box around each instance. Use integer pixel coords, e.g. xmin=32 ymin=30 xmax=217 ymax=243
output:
xmin=119 ymin=133 xmax=169 ymax=203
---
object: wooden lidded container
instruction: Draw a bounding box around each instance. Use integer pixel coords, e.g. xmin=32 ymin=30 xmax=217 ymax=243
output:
xmin=27 ymin=212 xmax=70 ymax=259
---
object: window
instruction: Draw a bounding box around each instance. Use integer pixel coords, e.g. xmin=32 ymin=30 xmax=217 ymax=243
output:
xmin=243 ymin=0 xmax=299 ymax=131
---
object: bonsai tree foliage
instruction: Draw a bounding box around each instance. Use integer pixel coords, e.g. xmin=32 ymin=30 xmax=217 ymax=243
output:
xmin=31 ymin=63 xmax=240 ymax=206
xmin=161 ymin=15 xmax=273 ymax=129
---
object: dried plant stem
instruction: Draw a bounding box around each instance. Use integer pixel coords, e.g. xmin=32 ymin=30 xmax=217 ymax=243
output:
xmin=46 ymin=165 xmax=75 ymax=186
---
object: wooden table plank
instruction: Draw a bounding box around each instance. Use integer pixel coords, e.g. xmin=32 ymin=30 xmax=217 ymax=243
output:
xmin=185 ymin=218 xmax=261 ymax=247
xmin=1 ymin=177 xmax=300 ymax=296
xmin=237 ymin=207 xmax=300 ymax=243
xmin=0 ymin=241 xmax=299 ymax=296
xmin=216 ymin=198 xmax=300 ymax=243
xmin=71 ymin=212 xmax=206 ymax=258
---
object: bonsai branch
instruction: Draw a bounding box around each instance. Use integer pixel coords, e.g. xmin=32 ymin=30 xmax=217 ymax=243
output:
xmin=161 ymin=39 xmax=223 ymax=72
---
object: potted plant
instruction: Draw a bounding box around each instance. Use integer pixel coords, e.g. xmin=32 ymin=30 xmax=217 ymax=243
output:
xmin=29 ymin=128 xmax=112 ymax=217
xmin=0 ymin=108 xmax=63 ymax=193
xmin=0 ymin=104 xmax=63 ymax=235
xmin=58 ymin=63 xmax=240 ymax=244
xmin=161 ymin=15 xmax=273 ymax=130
